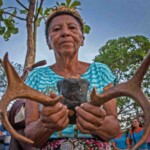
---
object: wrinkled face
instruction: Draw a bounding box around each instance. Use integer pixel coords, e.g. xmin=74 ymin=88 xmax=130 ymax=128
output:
xmin=132 ymin=119 xmax=140 ymax=128
xmin=47 ymin=15 xmax=84 ymax=57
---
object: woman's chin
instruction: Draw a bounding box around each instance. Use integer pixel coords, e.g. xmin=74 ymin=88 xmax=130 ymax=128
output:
xmin=60 ymin=48 xmax=76 ymax=56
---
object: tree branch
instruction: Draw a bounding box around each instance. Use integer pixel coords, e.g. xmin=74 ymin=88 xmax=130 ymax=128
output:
xmin=118 ymin=102 xmax=135 ymax=115
xmin=24 ymin=0 xmax=36 ymax=69
xmin=16 ymin=0 xmax=29 ymax=11
xmin=34 ymin=0 xmax=44 ymax=22
xmin=3 ymin=11 xmax=26 ymax=21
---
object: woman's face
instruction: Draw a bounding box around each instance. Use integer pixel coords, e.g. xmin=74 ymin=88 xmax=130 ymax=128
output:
xmin=47 ymin=15 xmax=84 ymax=57
xmin=132 ymin=119 xmax=140 ymax=128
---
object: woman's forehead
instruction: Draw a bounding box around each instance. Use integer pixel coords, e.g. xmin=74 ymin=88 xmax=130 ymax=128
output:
xmin=49 ymin=15 xmax=80 ymax=27
xmin=132 ymin=119 xmax=138 ymax=122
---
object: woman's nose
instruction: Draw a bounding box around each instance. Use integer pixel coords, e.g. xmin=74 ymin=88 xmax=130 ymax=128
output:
xmin=61 ymin=27 xmax=70 ymax=37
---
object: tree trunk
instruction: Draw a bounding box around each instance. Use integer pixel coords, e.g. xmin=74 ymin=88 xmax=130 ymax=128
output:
xmin=24 ymin=0 xmax=36 ymax=70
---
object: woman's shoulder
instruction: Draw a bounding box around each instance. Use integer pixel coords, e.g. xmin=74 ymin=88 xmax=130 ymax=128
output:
xmin=89 ymin=62 xmax=114 ymax=77
xmin=90 ymin=62 xmax=111 ymax=70
xmin=28 ymin=66 xmax=50 ymax=76
xmin=25 ymin=66 xmax=51 ymax=83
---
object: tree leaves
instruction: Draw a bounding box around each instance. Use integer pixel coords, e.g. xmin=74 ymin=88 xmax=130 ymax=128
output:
xmin=83 ymin=25 xmax=91 ymax=34
xmin=70 ymin=1 xmax=81 ymax=8
xmin=0 ymin=6 xmax=19 ymax=40
xmin=2 ymin=19 xmax=18 ymax=40
xmin=0 ymin=0 xmax=91 ymax=41
xmin=8 ymin=9 xmax=17 ymax=20
xmin=0 ymin=26 xmax=5 ymax=35
xmin=36 ymin=17 xmax=42 ymax=27
xmin=0 ymin=0 xmax=3 ymax=6
xmin=66 ymin=0 xmax=71 ymax=6
xmin=94 ymin=35 xmax=150 ymax=128
xmin=20 ymin=9 xmax=28 ymax=14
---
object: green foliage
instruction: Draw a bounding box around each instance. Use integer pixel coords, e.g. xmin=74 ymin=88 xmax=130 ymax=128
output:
xmin=83 ymin=24 xmax=91 ymax=34
xmin=56 ymin=0 xmax=81 ymax=8
xmin=95 ymin=36 xmax=150 ymax=73
xmin=0 ymin=0 xmax=3 ymax=6
xmin=0 ymin=8 xmax=19 ymax=40
xmin=0 ymin=0 xmax=90 ymax=41
xmin=20 ymin=9 xmax=28 ymax=14
xmin=94 ymin=35 xmax=150 ymax=128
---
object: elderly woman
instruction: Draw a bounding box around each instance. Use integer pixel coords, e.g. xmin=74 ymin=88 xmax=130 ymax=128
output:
xmin=24 ymin=6 xmax=120 ymax=149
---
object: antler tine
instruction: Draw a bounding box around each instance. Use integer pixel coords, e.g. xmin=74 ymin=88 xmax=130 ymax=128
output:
xmin=90 ymin=51 xmax=150 ymax=150
xmin=132 ymin=50 xmax=150 ymax=85
xmin=3 ymin=53 xmax=62 ymax=105
xmin=90 ymin=83 xmax=128 ymax=106
xmin=3 ymin=53 xmax=23 ymax=86
xmin=0 ymin=53 xmax=62 ymax=144
xmin=90 ymin=51 xmax=150 ymax=106
xmin=0 ymin=111 xmax=34 ymax=144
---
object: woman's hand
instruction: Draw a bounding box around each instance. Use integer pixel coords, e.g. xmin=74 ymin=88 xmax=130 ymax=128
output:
xmin=40 ymin=92 xmax=69 ymax=132
xmin=75 ymin=103 xmax=106 ymax=134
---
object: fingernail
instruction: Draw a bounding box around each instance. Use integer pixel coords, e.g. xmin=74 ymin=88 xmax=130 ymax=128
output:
xmin=75 ymin=106 xmax=79 ymax=111
xmin=58 ymin=103 xmax=62 ymax=107
xmin=64 ymin=105 xmax=68 ymax=109
xmin=81 ymin=103 xmax=84 ymax=107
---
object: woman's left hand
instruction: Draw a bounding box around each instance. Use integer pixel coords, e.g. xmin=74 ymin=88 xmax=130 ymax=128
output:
xmin=75 ymin=103 xmax=106 ymax=134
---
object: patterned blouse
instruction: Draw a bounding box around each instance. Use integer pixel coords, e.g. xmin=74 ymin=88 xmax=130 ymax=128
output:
xmin=25 ymin=62 xmax=116 ymax=150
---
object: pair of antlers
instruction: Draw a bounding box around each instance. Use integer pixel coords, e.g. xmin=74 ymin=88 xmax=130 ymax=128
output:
xmin=0 ymin=52 xmax=150 ymax=150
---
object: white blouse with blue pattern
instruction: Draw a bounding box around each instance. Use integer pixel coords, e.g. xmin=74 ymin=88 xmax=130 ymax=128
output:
xmin=25 ymin=62 xmax=116 ymax=138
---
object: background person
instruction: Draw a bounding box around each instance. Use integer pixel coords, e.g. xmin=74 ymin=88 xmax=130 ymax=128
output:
xmin=127 ymin=117 xmax=148 ymax=150
xmin=111 ymin=129 xmax=128 ymax=150
xmin=24 ymin=6 xmax=120 ymax=149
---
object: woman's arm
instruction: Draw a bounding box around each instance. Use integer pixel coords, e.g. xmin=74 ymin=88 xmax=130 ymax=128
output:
xmin=76 ymin=83 xmax=120 ymax=141
xmin=112 ymin=141 xmax=119 ymax=150
xmin=24 ymin=92 xmax=69 ymax=147
xmin=126 ymin=137 xmax=132 ymax=149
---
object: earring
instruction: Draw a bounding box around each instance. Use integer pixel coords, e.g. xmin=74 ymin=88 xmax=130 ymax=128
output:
xmin=81 ymin=42 xmax=84 ymax=46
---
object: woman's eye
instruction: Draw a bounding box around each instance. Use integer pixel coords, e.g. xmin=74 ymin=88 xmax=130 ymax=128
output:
xmin=53 ymin=27 xmax=60 ymax=31
xmin=69 ymin=26 xmax=76 ymax=30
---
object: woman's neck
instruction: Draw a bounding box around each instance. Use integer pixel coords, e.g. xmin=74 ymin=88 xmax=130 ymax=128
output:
xmin=51 ymin=56 xmax=90 ymax=78
xmin=134 ymin=126 xmax=141 ymax=131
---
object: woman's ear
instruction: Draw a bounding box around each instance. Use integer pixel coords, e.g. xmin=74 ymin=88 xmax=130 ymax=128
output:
xmin=81 ymin=36 xmax=85 ymax=46
xmin=48 ymin=43 xmax=52 ymax=50
xmin=47 ymin=38 xmax=52 ymax=50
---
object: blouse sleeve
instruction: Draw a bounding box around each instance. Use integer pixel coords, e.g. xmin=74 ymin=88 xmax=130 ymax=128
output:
xmin=25 ymin=68 xmax=39 ymax=90
xmin=99 ymin=63 xmax=116 ymax=87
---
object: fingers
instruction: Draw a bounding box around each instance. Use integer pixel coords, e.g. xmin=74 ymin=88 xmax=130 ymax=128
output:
xmin=76 ymin=120 xmax=91 ymax=134
xmin=49 ymin=91 xmax=57 ymax=98
xmin=42 ymin=112 xmax=69 ymax=130
xmin=75 ymin=103 xmax=106 ymax=133
xmin=41 ymin=102 xmax=63 ymax=116
xmin=76 ymin=113 xmax=98 ymax=134
xmin=41 ymin=105 xmax=68 ymax=123
xmin=80 ymin=103 xmax=106 ymax=118
xmin=40 ymin=103 xmax=69 ymax=131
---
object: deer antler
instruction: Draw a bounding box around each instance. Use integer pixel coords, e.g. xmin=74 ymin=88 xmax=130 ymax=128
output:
xmin=90 ymin=50 xmax=150 ymax=150
xmin=0 ymin=53 xmax=63 ymax=144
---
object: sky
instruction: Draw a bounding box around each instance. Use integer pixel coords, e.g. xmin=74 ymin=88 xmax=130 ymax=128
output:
xmin=0 ymin=0 xmax=150 ymax=66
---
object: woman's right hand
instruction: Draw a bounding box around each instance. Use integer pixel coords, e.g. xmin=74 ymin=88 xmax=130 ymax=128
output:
xmin=40 ymin=92 xmax=69 ymax=132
